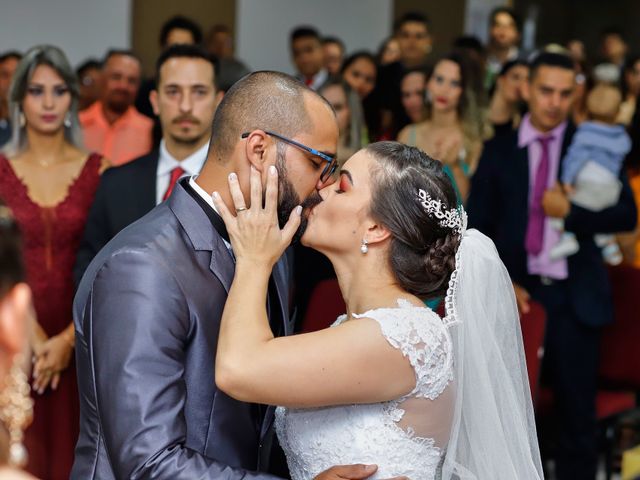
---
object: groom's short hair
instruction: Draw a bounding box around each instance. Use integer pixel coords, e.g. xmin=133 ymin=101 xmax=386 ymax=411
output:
xmin=209 ymin=70 xmax=330 ymax=161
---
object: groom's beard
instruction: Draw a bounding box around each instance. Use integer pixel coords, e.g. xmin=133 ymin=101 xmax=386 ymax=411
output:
xmin=274 ymin=144 xmax=322 ymax=244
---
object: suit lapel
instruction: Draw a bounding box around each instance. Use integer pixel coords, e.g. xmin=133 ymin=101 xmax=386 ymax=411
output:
xmin=557 ymin=123 xmax=576 ymax=182
xmin=208 ymin=243 xmax=235 ymax=293
xmin=138 ymin=151 xmax=160 ymax=214
xmin=168 ymin=180 xmax=236 ymax=293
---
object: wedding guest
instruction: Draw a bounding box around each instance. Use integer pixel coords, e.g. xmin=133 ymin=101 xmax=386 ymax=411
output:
xmin=468 ymin=51 xmax=637 ymax=480
xmin=399 ymin=68 xmax=427 ymax=124
xmin=339 ymin=51 xmax=376 ymax=147
xmin=618 ymin=54 xmax=640 ymax=125
xmin=0 ymin=52 xmax=22 ymax=147
xmin=135 ymin=15 xmax=203 ymax=119
xmin=74 ymin=45 xmax=221 ymax=285
xmin=0 ymin=45 xmax=106 ymax=479
xmin=484 ymin=7 xmax=521 ymax=89
xmin=0 ymin=201 xmax=36 ymax=480
xmin=452 ymin=36 xmax=487 ymax=103
xmin=488 ymin=59 xmax=529 ymax=134
xmin=599 ymin=27 xmax=628 ymax=69
xmin=371 ymin=12 xmax=433 ymax=139
xmin=548 ymin=83 xmax=631 ymax=265
xmin=567 ymin=39 xmax=586 ymax=64
xmin=205 ymin=24 xmax=250 ymax=94
xmin=322 ymin=36 xmax=345 ymax=77
xmin=319 ymin=79 xmax=358 ymax=167
xmin=75 ymin=59 xmax=102 ymax=111
xmin=398 ymin=54 xmax=485 ymax=201
xmin=206 ymin=24 xmax=233 ymax=59
xmin=376 ymin=37 xmax=401 ymax=66
xmin=159 ymin=15 xmax=202 ymax=48
xmin=341 ymin=52 xmax=377 ymax=100
xmin=291 ymin=26 xmax=328 ymax=91
xmin=80 ymin=50 xmax=152 ymax=165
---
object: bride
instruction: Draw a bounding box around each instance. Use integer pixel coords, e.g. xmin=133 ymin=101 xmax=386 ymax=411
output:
xmin=212 ymin=141 xmax=543 ymax=480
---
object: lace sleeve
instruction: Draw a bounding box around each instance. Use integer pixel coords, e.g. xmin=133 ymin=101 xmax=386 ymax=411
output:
xmin=353 ymin=300 xmax=454 ymax=400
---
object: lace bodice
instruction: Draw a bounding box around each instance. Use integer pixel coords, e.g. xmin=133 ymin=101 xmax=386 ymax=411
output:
xmin=275 ymin=300 xmax=455 ymax=480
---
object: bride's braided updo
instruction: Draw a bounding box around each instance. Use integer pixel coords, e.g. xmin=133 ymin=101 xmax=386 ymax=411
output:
xmin=365 ymin=142 xmax=461 ymax=300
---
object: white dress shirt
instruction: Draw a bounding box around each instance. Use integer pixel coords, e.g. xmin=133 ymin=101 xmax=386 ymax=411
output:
xmin=156 ymin=140 xmax=209 ymax=205
xmin=188 ymin=175 xmax=233 ymax=252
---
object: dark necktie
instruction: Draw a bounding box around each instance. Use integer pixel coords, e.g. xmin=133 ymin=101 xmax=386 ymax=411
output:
xmin=162 ymin=166 xmax=185 ymax=201
xmin=525 ymin=136 xmax=553 ymax=256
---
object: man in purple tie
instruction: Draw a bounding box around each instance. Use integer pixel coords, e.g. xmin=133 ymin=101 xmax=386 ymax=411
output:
xmin=468 ymin=51 xmax=637 ymax=479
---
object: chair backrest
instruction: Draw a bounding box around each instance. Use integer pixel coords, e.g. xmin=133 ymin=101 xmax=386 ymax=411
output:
xmin=519 ymin=300 xmax=547 ymax=406
xmin=301 ymin=279 xmax=346 ymax=333
xmin=599 ymin=265 xmax=640 ymax=388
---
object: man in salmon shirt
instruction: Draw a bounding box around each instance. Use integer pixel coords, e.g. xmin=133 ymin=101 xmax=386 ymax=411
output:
xmin=79 ymin=50 xmax=153 ymax=165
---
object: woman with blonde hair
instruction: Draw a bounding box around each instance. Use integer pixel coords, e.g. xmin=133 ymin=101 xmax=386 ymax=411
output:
xmin=0 ymin=45 xmax=107 ymax=479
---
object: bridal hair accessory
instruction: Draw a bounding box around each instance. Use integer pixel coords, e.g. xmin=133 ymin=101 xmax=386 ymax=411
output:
xmin=360 ymin=238 xmax=368 ymax=254
xmin=0 ymin=355 xmax=33 ymax=467
xmin=417 ymin=189 xmax=467 ymax=238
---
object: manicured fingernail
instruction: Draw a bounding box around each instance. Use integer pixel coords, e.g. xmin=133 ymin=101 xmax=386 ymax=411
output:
xmin=295 ymin=206 xmax=302 ymax=216
xmin=251 ymin=165 xmax=256 ymax=171
xmin=364 ymin=465 xmax=376 ymax=472
xmin=212 ymin=191 xmax=220 ymax=199
xmin=269 ymin=165 xmax=277 ymax=176
xmin=228 ymin=172 xmax=237 ymax=181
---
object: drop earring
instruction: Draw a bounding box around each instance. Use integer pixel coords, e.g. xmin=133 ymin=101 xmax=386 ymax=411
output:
xmin=64 ymin=112 xmax=71 ymax=128
xmin=19 ymin=112 xmax=25 ymax=128
xmin=360 ymin=238 xmax=368 ymax=254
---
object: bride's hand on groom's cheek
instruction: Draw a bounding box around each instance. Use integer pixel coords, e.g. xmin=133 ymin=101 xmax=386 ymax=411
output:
xmin=213 ymin=165 xmax=302 ymax=268
xmin=313 ymin=464 xmax=409 ymax=480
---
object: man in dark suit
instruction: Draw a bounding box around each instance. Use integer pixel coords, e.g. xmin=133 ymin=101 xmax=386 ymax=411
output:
xmin=72 ymin=70 xmax=380 ymax=480
xmin=468 ymin=51 xmax=637 ymax=479
xmin=74 ymin=44 xmax=222 ymax=286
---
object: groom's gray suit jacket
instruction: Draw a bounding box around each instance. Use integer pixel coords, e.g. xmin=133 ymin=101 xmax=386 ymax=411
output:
xmin=71 ymin=179 xmax=293 ymax=479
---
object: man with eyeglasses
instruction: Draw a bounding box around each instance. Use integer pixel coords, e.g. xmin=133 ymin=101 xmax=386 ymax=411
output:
xmin=73 ymin=70 xmax=381 ymax=480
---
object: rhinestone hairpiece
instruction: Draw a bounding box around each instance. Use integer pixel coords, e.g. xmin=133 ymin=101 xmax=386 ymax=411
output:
xmin=417 ymin=189 xmax=467 ymax=237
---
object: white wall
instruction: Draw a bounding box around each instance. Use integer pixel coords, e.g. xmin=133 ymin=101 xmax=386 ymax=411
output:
xmin=236 ymin=0 xmax=392 ymax=74
xmin=0 ymin=0 xmax=131 ymax=67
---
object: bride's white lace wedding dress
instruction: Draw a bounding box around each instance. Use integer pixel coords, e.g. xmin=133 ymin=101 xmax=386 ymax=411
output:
xmin=275 ymin=299 xmax=455 ymax=480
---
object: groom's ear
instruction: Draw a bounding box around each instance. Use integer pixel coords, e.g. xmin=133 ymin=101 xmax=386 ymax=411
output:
xmin=365 ymin=223 xmax=392 ymax=246
xmin=243 ymin=130 xmax=269 ymax=172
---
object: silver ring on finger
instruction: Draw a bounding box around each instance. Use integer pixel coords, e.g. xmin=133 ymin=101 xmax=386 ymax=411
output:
xmin=236 ymin=206 xmax=248 ymax=213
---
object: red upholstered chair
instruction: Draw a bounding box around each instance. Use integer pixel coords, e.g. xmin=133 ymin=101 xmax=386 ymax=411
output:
xmin=596 ymin=265 xmax=640 ymax=478
xmin=599 ymin=265 xmax=640 ymax=391
xmin=301 ymin=279 xmax=346 ymax=333
xmin=519 ymin=301 xmax=547 ymax=407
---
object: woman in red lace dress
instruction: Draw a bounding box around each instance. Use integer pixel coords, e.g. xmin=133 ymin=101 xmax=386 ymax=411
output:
xmin=0 ymin=45 xmax=107 ymax=479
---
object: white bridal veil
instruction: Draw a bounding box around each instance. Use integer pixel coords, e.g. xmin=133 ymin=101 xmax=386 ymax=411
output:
xmin=440 ymin=228 xmax=544 ymax=479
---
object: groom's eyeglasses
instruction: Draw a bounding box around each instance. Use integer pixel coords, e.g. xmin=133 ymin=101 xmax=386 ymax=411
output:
xmin=241 ymin=131 xmax=338 ymax=183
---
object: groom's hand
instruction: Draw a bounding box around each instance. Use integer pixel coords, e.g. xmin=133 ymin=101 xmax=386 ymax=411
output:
xmin=314 ymin=464 xmax=377 ymax=480
xmin=313 ymin=464 xmax=409 ymax=480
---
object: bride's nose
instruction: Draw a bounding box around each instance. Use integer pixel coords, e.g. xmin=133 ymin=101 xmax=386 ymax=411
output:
xmin=319 ymin=183 xmax=334 ymax=200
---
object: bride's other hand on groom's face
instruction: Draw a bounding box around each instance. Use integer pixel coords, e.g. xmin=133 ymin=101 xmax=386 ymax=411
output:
xmin=213 ymin=165 xmax=302 ymax=269
xmin=313 ymin=464 xmax=409 ymax=480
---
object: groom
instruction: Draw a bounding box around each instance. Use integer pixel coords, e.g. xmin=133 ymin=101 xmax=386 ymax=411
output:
xmin=71 ymin=71 xmax=375 ymax=479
